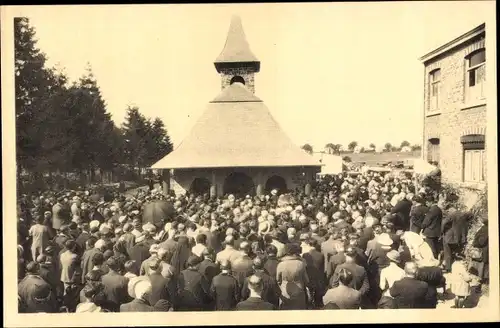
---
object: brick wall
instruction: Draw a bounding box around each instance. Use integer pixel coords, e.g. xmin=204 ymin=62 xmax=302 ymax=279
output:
xmin=219 ymin=67 xmax=257 ymax=93
xmin=422 ymin=33 xmax=487 ymax=188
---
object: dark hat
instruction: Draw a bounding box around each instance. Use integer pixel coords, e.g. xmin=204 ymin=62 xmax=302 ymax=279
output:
xmin=187 ymin=255 xmax=203 ymax=267
xmin=32 ymin=282 xmax=52 ymax=301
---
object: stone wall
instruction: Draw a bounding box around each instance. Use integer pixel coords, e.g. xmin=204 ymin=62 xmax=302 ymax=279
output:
xmin=422 ymin=32 xmax=487 ymax=190
xmin=169 ymin=166 xmax=319 ymax=196
xmin=219 ymin=67 xmax=257 ymax=93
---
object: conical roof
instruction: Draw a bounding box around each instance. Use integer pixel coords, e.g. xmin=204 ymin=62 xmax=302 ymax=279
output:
xmin=152 ymin=83 xmax=320 ymax=169
xmin=214 ymin=15 xmax=260 ymax=71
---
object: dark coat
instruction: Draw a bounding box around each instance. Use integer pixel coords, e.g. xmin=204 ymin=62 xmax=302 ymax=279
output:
xmin=421 ymin=205 xmax=443 ymax=238
xmin=323 ymin=285 xmax=362 ymax=309
xmin=302 ymin=249 xmax=327 ymax=295
xmin=241 ymin=269 xmax=280 ymax=307
xmin=210 ymin=272 xmax=240 ymax=310
xmin=416 ymin=266 xmax=445 ymax=309
xmin=331 ymin=262 xmax=369 ymax=296
xmin=389 ymin=277 xmax=429 ymax=308
xmin=18 ymin=274 xmax=59 ymax=313
xmin=263 ymin=256 xmax=279 ymax=282
xmin=81 ymin=248 xmax=102 ymax=284
xmin=101 ymin=271 xmax=130 ymax=311
xmin=236 ymin=297 xmax=275 ymax=311
xmin=148 ymin=272 xmax=172 ymax=306
xmin=391 ymin=199 xmax=412 ymax=230
xmin=358 ymin=227 xmax=374 ymax=251
xmin=442 ymin=211 xmax=471 ymax=245
xmin=198 ymin=259 xmax=220 ymax=285
xmin=75 ymin=231 xmax=91 ymax=254
xmin=120 ymin=298 xmax=154 ymax=312
xmin=128 ymin=242 xmax=151 ymax=274
xmin=326 ymin=252 xmax=346 ymax=285
xmin=470 ymin=224 xmax=489 ymax=279
xmin=410 ymin=204 xmax=429 ymax=231
xmin=177 ymin=268 xmax=211 ymax=311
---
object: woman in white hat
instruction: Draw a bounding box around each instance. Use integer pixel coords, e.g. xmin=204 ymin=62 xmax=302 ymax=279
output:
xmin=378 ymin=250 xmax=405 ymax=308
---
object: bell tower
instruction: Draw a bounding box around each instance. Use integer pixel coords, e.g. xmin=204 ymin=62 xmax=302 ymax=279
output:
xmin=214 ymin=15 xmax=260 ymax=94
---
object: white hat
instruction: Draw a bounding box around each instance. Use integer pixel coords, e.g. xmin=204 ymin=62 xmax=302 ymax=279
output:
xmin=295 ymin=205 xmax=303 ymax=211
xmin=377 ymin=233 xmax=393 ymax=247
xmin=75 ymin=302 xmax=102 ymax=313
xmin=164 ymin=222 xmax=172 ymax=232
xmin=95 ymin=239 xmax=106 ymax=250
xmin=118 ymin=215 xmax=128 ymax=224
xmin=271 ymin=189 xmax=278 ymax=195
xmin=286 ymin=206 xmax=293 ymax=213
xmin=89 ymin=220 xmax=100 ymax=230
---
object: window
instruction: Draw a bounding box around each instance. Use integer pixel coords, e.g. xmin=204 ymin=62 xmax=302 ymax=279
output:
xmin=466 ymin=49 xmax=486 ymax=102
xmin=429 ymin=69 xmax=441 ymax=111
xmin=427 ymin=138 xmax=440 ymax=164
xmin=461 ymin=134 xmax=485 ymax=183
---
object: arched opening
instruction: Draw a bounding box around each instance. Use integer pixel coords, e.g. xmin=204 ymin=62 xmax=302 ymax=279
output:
xmin=230 ymin=75 xmax=246 ymax=85
xmin=223 ymin=172 xmax=255 ymax=197
xmin=190 ymin=178 xmax=211 ymax=196
xmin=265 ymin=175 xmax=288 ymax=194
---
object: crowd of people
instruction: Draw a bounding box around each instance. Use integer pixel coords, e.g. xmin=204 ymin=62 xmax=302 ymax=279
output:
xmin=17 ymin=171 xmax=489 ymax=313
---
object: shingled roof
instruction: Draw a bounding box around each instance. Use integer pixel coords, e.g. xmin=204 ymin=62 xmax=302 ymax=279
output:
xmin=152 ymin=82 xmax=320 ymax=169
xmin=214 ymin=15 xmax=260 ymax=71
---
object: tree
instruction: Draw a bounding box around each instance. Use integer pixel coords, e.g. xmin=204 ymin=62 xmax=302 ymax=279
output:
xmin=15 ymin=18 xmax=65 ymax=176
xmin=348 ymin=141 xmax=358 ymax=151
xmin=391 ymin=146 xmax=399 ymax=152
xmin=342 ymin=156 xmax=352 ymax=163
xmin=369 ymin=143 xmax=376 ymax=150
xmin=122 ymin=106 xmax=151 ymax=169
xmin=325 ymin=143 xmax=335 ymax=154
xmin=384 ymin=143 xmax=392 ymax=152
xmin=144 ymin=117 xmax=174 ymax=165
xmin=360 ymin=147 xmax=365 ymax=153
xmin=301 ymin=144 xmax=313 ymax=154
xmin=411 ymin=144 xmax=422 ymax=151
xmin=400 ymin=140 xmax=410 ymax=148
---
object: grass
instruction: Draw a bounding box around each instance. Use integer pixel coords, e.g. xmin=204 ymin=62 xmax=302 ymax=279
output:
xmin=341 ymin=150 xmax=421 ymax=165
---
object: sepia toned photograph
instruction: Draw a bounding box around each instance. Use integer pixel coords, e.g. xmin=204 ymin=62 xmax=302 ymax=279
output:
xmin=1 ymin=2 xmax=498 ymax=327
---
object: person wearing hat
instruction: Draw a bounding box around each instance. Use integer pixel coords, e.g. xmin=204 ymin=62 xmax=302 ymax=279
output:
xmin=378 ymin=250 xmax=405 ymax=308
xmin=120 ymin=278 xmax=154 ymax=312
xmin=75 ymin=286 xmax=105 ymax=313
xmin=301 ymin=238 xmax=327 ymax=309
xmin=198 ymin=248 xmax=219 ymax=286
xmin=240 ymin=256 xmax=280 ymax=308
xmin=331 ymin=247 xmax=369 ymax=303
xmin=37 ymin=254 xmax=60 ymax=299
xmin=29 ymin=215 xmax=51 ymax=262
xmin=177 ymin=255 xmax=212 ymax=311
xmin=18 ymin=261 xmax=58 ymax=313
xmin=75 ymin=223 xmax=91 ymax=254
xmin=215 ymin=235 xmax=241 ymax=267
xmin=147 ymin=258 xmax=176 ymax=309
xmin=52 ymin=196 xmax=69 ymax=232
xmin=81 ymin=236 xmax=102 ymax=284
xmin=127 ymin=234 xmax=152 ymax=277
xmin=415 ymin=256 xmax=445 ymax=308
xmin=409 ymin=194 xmax=428 ymax=234
xmin=101 ymin=256 xmax=131 ymax=311
xmin=59 ymin=240 xmax=80 ymax=295
xmin=139 ymin=244 xmax=160 ymax=276
xmin=276 ymin=243 xmax=309 ymax=310
xmin=209 ymin=260 xmax=240 ymax=311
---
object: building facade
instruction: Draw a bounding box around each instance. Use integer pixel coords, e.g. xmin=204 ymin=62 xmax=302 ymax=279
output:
xmin=420 ymin=23 xmax=487 ymax=192
xmin=152 ymin=16 xmax=321 ymax=197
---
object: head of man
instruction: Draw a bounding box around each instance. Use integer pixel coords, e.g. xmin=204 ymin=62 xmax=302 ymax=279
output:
xmin=247 ymin=274 xmax=264 ymax=295
xmin=404 ymin=261 xmax=418 ymax=278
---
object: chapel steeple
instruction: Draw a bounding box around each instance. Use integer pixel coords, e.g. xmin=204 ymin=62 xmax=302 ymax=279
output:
xmin=214 ymin=15 xmax=260 ymax=94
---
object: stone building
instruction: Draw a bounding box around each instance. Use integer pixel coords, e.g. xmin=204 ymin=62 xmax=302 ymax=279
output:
xmin=152 ymin=16 xmax=321 ymax=197
xmin=420 ymin=23 xmax=487 ymax=192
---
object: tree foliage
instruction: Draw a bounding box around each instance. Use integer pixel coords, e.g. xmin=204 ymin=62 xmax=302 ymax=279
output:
xmin=15 ymin=18 xmax=173 ymax=184
xmin=301 ymin=144 xmax=313 ymax=154
xmin=400 ymin=140 xmax=411 ymax=148
xmin=348 ymin=141 xmax=358 ymax=151
xmin=384 ymin=143 xmax=392 ymax=152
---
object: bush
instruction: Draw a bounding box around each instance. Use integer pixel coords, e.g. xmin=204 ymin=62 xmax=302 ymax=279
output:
xmin=342 ymin=156 xmax=352 ymax=163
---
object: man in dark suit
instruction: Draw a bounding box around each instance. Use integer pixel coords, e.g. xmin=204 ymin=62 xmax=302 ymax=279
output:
xmin=177 ymin=255 xmax=212 ymax=311
xmin=409 ymin=195 xmax=428 ymax=234
xmin=389 ymin=262 xmax=429 ymax=308
xmin=442 ymin=209 xmax=471 ymax=272
xmin=147 ymin=259 xmax=175 ymax=307
xmin=263 ymin=245 xmax=279 ymax=282
xmin=198 ymin=248 xmax=220 ymax=286
xmin=101 ymin=256 xmax=131 ymax=311
xmin=236 ymin=275 xmax=275 ymax=311
xmin=241 ymin=257 xmax=280 ymax=308
xmin=80 ymin=236 xmax=101 ymax=284
xmin=331 ymin=247 xmax=369 ymax=298
xmin=75 ymin=223 xmax=91 ymax=255
xmin=391 ymin=195 xmax=412 ymax=231
xmin=302 ymin=238 xmax=326 ymax=308
xmin=420 ymin=201 xmax=443 ymax=259
xmin=210 ymin=260 xmax=240 ymax=311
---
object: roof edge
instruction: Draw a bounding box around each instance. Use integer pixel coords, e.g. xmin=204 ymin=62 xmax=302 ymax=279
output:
xmin=419 ymin=23 xmax=485 ymax=63
xmin=152 ymin=164 xmax=324 ymax=170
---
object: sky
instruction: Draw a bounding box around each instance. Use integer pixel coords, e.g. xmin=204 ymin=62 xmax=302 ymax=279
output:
xmin=13 ymin=2 xmax=494 ymax=150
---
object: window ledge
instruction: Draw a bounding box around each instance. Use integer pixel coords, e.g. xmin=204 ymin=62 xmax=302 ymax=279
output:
xmin=457 ymin=181 xmax=486 ymax=191
xmin=426 ymin=111 xmax=442 ymax=117
xmin=461 ymin=101 xmax=486 ymax=111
